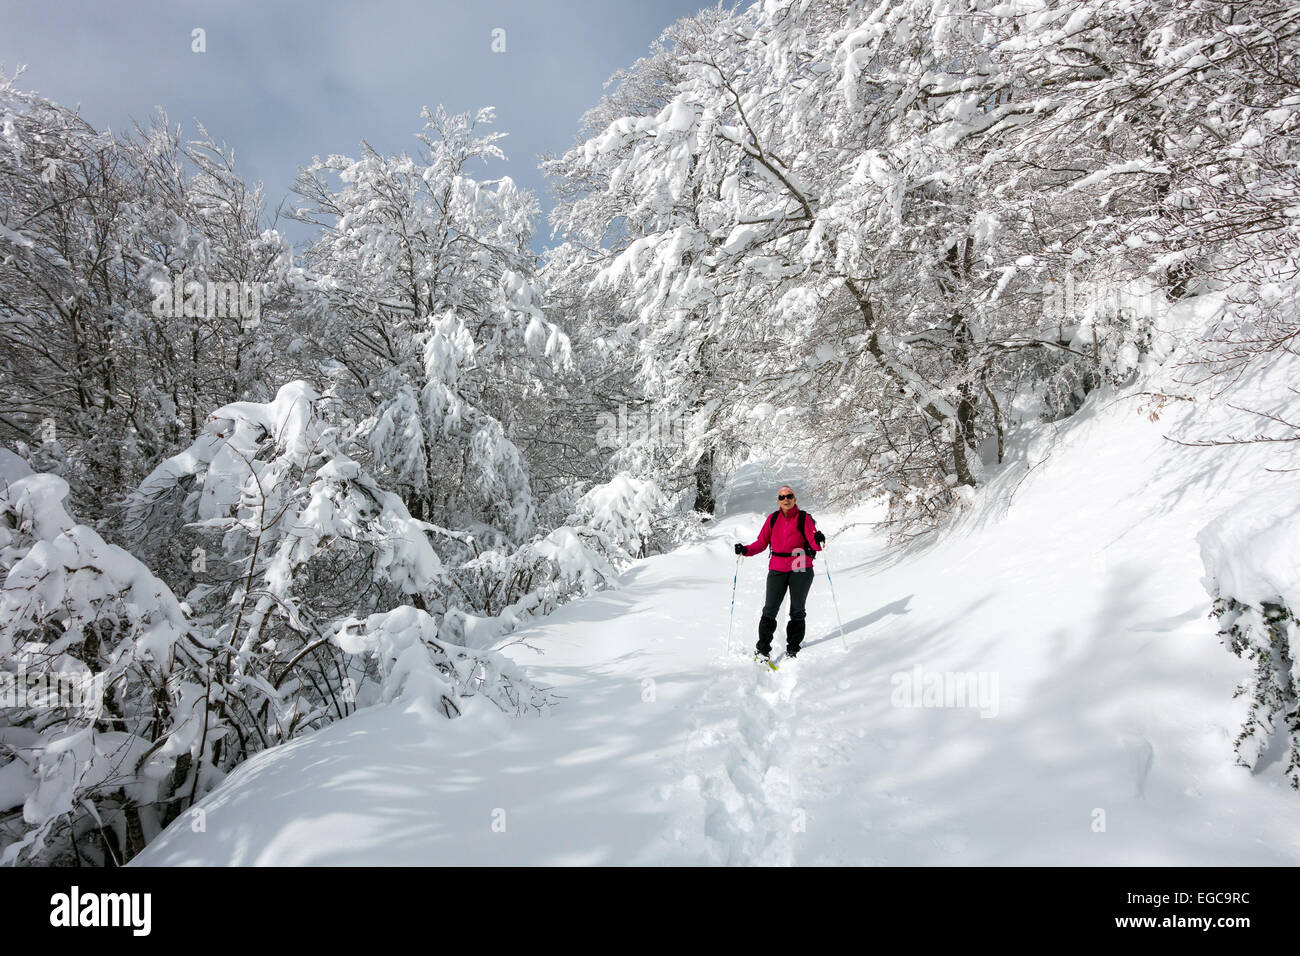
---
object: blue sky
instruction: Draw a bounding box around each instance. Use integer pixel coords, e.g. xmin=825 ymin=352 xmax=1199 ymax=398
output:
xmin=0 ymin=0 xmax=722 ymax=251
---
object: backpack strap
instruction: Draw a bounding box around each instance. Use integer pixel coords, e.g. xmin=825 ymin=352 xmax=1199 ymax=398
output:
xmin=797 ymin=510 xmax=815 ymax=560
xmin=767 ymin=509 xmax=816 ymax=561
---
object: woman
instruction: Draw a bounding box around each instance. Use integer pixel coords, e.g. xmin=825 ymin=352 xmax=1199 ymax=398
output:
xmin=734 ymin=485 xmax=825 ymax=662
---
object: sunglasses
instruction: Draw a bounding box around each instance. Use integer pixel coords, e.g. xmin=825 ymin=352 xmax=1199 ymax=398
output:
xmin=777 ymin=493 xmax=795 ymax=501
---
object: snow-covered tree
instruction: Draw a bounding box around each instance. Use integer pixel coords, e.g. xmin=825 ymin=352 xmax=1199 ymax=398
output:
xmin=291 ymin=106 xmax=571 ymax=540
xmin=0 ymin=447 xmax=198 ymax=863
xmin=545 ymin=0 xmax=1300 ymax=535
xmin=128 ymin=380 xmax=454 ymax=744
xmin=0 ymin=75 xmax=300 ymax=520
xmin=544 ymin=2 xmax=1067 ymax=532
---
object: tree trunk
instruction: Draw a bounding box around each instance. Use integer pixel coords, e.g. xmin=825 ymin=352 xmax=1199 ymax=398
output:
xmin=122 ymin=799 xmax=147 ymax=861
xmin=694 ymin=448 xmax=715 ymax=515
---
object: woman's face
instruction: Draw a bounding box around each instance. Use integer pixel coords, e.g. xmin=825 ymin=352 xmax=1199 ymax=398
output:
xmin=778 ymin=486 xmax=796 ymax=512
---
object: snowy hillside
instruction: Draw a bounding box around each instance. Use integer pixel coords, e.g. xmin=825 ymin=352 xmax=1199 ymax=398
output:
xmin=132 ymin=296 xmax=1300 ymax=866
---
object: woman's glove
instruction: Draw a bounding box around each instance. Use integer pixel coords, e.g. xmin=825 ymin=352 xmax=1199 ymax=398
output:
xmin=734 ymin=543 xmax=746 ymax=556
xmin=813 ymin=531 xmax=826 ymax=546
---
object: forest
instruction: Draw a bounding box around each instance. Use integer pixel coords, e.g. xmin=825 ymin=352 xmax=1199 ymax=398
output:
xmin=1 ymin=0 xmax=1297 ymax=865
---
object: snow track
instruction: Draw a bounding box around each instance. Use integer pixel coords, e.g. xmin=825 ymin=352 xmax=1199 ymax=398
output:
xmin=680 ymin=656 xmax=802 ymax=865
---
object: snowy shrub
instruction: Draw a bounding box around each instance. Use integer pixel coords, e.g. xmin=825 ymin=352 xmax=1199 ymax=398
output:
xmin=877 ymin=477 xmax=966 ymax=545
xmin=1205 ymin=597 xmax=1299 ymax=790
xmin=127 ymin=379 xmax=554 ymax=700
xmin=1199 ymin=489 xmax=1300 ymax=791
xmin=1038 ymin=282 xmax=1161 ymax=421
xmin=433 ymin=473 xmax=667 ymax=636
xmin=569 ymin=474 xmax=666 ymax=561
xmin=129 ymin=380 xmax=447 ymax=660
xmin=0 ymin=448 xmax=200 ymax=864
xmin=126 ymin=381 xmax=476 ymax=738
xmin=0 ymin=382 xmax=557 ymax=865
xmin=335 ymin=606 xmax=550 ymax=718
xmin=454 ymin=523 xmax=619 ymax=625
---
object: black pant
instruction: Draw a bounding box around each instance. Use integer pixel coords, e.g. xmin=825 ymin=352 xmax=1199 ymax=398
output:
xmin=756 ymin=568 xmax=814 ymax=656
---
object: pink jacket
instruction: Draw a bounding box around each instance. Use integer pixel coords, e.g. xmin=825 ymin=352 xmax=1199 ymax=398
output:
xmin=743 ymin=507 xmax=822 ymax=572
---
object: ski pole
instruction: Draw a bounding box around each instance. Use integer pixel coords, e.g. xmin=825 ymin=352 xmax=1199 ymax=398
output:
xmin=726 ymin=554 xmax=740 ymax=653
xmin=822 ymin=554 xmax=848 ymax=651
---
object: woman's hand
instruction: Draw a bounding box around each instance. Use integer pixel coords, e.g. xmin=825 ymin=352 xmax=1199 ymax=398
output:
xmin=734 ymin=543 xmax=746 ymax=556
xmin=813 ymin=531 xmax=826 ymax=547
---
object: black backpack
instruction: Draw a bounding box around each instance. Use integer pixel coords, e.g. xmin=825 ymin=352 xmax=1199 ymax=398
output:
xmin=764 ymin=509 xmax=816 ymax=562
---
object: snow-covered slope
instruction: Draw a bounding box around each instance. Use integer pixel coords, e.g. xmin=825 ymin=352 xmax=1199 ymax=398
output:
xmin=132 ymin=304 xmax=1300 ymax=866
